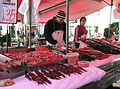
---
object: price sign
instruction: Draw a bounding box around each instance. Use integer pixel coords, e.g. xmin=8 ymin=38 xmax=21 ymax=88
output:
xmin=0 ymin=0 xmax=17 ymax=24
xmin=0 ymin=0 xmax=2 ymax=21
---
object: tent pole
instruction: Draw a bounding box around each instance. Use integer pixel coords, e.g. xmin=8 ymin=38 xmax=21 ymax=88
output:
xmin=21 ymin=14 xmax=24 ymax=46
xmin=6 ymin=25 xmax=8 ymax=53
xmin=29 ymin=0 xmax=32 ymax=48
xmin=108 ymin=0 xmax=113 ymax=38
xmin=103 ymin=0 xmax=113 ymax=24
xmin=66 ymin=0 xmax=69 ymax=54
xmin=109 ymin=0 xmax=113 ymax=24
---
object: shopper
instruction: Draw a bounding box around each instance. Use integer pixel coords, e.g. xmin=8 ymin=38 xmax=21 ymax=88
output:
xmin=74 ymin=17 xmax=87 ymax=48
xmin=44 ymin=10 xmax=66 ymax=47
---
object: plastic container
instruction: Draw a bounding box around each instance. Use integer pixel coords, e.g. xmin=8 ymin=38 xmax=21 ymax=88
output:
xmin=78 ymin=61 xmax=89 ymax=67
xmin=66 ymin=52 xmax=79 ymax=66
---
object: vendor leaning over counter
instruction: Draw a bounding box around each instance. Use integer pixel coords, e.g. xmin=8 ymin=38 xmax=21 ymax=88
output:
xmin=44 ymin=10 xmax=66 ymax=47
xmin=104 ymin=23 xmax=117 ymax=44
xmin=74 ymin=17 xmax=87 ymax=48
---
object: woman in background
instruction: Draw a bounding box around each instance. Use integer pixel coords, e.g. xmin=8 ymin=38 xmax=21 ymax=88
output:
xmin=74 ymin=17 xmax=87 ymax=48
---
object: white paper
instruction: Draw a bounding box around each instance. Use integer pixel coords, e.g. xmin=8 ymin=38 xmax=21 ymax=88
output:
xmin=18 ymin=0 xmax=28 ymax=14
xmin=18 ymin=0 xmax=39 ymax=24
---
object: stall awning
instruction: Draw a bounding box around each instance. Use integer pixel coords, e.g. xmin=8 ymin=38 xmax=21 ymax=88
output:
xmin=18 ymin=0 xmax=120 ymax=23
xmin=37 ymin=0 xmax=120 ymax=23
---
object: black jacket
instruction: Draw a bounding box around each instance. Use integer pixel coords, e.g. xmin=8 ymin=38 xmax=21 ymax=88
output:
xmin=104 ymin=28 xmax=113 ymax=38
xmin=44 ymin=17 xmax=66 ymax=45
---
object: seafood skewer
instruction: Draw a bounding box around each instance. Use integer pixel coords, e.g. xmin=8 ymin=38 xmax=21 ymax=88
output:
xmin=35 ymin=70 xmax=52 ymax=84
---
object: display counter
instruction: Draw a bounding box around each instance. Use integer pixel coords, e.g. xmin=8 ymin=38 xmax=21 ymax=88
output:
xmin=0 ymin=45 xmax=120 ymax=89
xmin=89 ymin=54 xmax=120 ymax=67
xmin=79 ymin=54 xmax=120 ymax=89
xmin=0 ymin=67 xmax=105 ymax=89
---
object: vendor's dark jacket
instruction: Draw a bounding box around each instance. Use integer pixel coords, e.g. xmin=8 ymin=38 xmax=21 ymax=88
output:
xmin=44 ymin=17 xmax=66 ymax=45
xmin=104 ymin=28 xmax=113 ymax=38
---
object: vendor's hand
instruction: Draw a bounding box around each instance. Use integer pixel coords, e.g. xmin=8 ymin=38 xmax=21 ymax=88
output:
xmin=80 ymin=34 xmax=87 ymax=39
xmin=56 ymin=42 xmax=62 ymax=47
xmin=111 ymin=35 xmax=116 ymax=40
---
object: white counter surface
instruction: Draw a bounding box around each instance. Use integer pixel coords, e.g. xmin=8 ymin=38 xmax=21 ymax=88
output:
xmin=0 ymin=67 xmax=106 ymax=89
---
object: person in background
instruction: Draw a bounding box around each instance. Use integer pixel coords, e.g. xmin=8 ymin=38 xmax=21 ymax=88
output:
xmin=25 ymin=29 xmax=35 ymax=47
xmin=91 ymin=29 xmax=98 ymax=38
xmin=104 ymin=24 xmax=117 ymax=44
xmin=0 ymin=33 xmax=11 ymax=47
xmin=17 ymin=31 xmax=22 ymax=46
xmin=74 ymin=17 xmax=87 ymax=48
xmin=44 ymin=10 xmax=66 ymax=47
xmin=104 ymin=24 xmax=116 ymax=39
xmin=31 ymin=30 xmax=35 ymax=43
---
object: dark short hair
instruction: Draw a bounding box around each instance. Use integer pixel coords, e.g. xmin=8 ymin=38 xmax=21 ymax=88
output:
xmin=109 ymin=24 xmax=115 ymax=28
xmin=80 ymin=17 xmax=86 ymax=22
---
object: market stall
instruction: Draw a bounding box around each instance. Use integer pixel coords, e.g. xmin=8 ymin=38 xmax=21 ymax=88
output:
xmin=0 ymin=47 xmax=107 ymax=89
xmin=80 ymin=58 xmax=120 ymax=89
xmin=89 ymin=54 xmax=120 ymax=67
xmin=0 ymin=44 xmax=120 ymax=88
xmin=72 ymin=39 xmax=120 ymax=89
xmin=0 ymin=0 xmax=120 ymax=89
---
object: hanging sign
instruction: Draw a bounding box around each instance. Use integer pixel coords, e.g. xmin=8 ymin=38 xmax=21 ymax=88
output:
xmin=0 ymin=0 xmax=17 ymax=24
xmin=0 ymin=0 xmax=2 ymax=22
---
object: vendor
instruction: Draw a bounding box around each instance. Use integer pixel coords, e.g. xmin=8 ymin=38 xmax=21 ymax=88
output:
xmin=74 ymin=17 xmax=87 ymax=48
xmin=104 ymin=24 xmax=116 ymax=44
xmin=44 ymin=10 xmax=66 ymax=47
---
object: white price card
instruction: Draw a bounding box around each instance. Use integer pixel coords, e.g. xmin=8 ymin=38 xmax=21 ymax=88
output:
xmin=0 ymin=0 xmax=2 ymax=21
xmin=0 ymin=0 xmax=17 ymax=24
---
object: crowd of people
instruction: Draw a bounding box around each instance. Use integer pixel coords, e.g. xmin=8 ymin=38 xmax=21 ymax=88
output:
xmin=44 ymin=10 xmax=119 ymax=48
xmin=0 ymin=10 xmax=118 ymax=48
xmin=34 ymin=10 xmax=119 ymax=48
